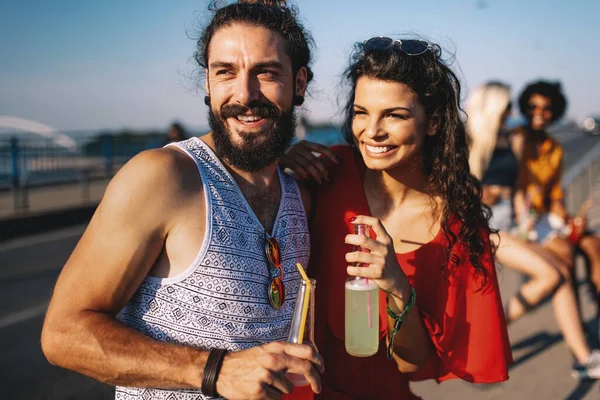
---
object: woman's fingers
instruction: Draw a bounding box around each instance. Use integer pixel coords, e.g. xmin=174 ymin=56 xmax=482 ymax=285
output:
xmin=299 ymin=141 xmax=340 ymax=164
xmin=349 ymin=215 xmax=392 ymax=245
xmin=345 ymin=250 xmax=381 ymax=266
xmin=282 ymin=161 xmax=310 ymax=180
xmin=345 ymin=234 xmax=385 ymax=253
xmin=291 ymin=151 xmax=328 ymax=184
xmin=296 ymin=150 xmax=330 ymax=182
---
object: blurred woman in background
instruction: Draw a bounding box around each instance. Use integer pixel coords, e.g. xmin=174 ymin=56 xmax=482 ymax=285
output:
xmin=467 ymin=81 xmax=600 ymax=380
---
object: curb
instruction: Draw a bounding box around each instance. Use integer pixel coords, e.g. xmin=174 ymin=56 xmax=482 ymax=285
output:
xmin=0 ymin=205 xmax=97 ymax=242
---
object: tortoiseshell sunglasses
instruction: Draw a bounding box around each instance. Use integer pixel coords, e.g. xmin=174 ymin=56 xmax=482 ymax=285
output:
xmin=265 ymin=234 xmax=285 ymax=309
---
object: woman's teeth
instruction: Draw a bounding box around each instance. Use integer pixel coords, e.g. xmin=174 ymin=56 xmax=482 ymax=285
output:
xmin=236 ymin=115 xmax=263 ymax=122
xmin=366 ymin=144 xmax=393 ymax=153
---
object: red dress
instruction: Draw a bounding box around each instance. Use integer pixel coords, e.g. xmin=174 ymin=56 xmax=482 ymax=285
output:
xmin=309 ymin=146 xmax=512 ymax=399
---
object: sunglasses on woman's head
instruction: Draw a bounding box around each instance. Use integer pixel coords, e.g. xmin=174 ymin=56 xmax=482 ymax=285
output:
xmin=265 ymin=234 xmax=285 ymax=309
xmin=363 ymin=37 xmax=438 ymax=57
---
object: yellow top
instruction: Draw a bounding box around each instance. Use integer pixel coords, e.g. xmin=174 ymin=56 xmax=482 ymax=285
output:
xmin=515 ymin=127 xmax=564 ymax=214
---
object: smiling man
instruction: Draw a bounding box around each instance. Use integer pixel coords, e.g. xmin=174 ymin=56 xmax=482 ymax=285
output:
xmin=41 ymin=1 xmax=323 ymax=399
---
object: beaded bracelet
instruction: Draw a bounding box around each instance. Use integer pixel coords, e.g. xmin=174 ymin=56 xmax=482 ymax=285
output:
xmin=386 ymin=286 xmax=416 ymax=360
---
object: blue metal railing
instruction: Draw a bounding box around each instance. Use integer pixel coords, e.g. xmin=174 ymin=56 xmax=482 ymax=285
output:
xmin=0 ymin=135 xmax=164 ymax=191
xmin=0 ymin=134 xmax=165 ymax=212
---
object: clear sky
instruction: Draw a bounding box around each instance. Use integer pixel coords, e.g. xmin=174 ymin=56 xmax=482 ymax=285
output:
xmin=1 ymin=0 xmax=599 ymax=132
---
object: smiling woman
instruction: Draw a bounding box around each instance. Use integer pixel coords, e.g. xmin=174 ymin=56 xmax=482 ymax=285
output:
xmin=280 ymin=36 xmax=511 ymax=399
xmin=351 ymin=77 xmax=433 ymax=170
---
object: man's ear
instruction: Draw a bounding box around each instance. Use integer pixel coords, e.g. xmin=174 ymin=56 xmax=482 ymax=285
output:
xmin=205 ymin=74 xmax=210 ymax=96
xmin=294 ymin=67 xmax=308 ymax=97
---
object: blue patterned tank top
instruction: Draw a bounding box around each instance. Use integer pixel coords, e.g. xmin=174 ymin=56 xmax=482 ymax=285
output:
xmin=115 ymin=137 xmax=310 ymax=400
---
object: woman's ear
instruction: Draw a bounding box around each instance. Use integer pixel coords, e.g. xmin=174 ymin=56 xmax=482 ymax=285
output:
xmin=427 ymin=118 xmax=440 ymax=136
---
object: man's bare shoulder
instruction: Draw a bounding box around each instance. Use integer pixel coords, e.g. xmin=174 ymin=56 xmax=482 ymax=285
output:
xmin=101 ymin=147 xmax=202 ymax=216
xmin=115 ymin=146 xmax=199 ymax=189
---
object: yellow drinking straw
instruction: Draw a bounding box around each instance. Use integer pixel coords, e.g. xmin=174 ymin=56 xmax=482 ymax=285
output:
xmin=296 ymin=263 xmax=312 ymax=344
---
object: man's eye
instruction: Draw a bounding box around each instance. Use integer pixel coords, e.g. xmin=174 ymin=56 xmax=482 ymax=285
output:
xmin=259 ymin=70 xmax=277 ymax=77
xmin=215 ymin=70 xmax=231 ymax=76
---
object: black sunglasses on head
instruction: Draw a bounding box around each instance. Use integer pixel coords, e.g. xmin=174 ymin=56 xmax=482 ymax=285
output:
xmin=363 ymin=37 xmax=438 ymax=57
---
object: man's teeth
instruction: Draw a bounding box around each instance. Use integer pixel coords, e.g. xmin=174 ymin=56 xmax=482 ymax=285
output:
xmin=366 ymin=145 xmax=393 ymax=153
xmin=236 ymin=115 xmax=263 ymax=122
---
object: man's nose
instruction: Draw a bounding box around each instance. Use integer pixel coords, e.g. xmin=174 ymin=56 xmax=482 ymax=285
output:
xmin=232 ymin=73 xmax=261 ymax=105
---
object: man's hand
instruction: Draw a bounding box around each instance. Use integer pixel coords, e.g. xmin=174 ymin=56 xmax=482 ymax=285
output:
xmin=216 ymin=342 xmax=324 ymax=400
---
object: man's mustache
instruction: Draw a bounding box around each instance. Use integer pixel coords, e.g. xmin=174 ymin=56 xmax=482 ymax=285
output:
xmin=220 ymin=101 xmax=281 ymax=120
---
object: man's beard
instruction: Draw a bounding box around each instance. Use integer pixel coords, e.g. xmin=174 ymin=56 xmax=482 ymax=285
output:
xmin=208 ymin=101 xmax=296 ymax=172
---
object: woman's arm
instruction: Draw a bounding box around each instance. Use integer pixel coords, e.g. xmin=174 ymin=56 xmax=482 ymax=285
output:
xmin=386 ymin=290 xmax=435 ymax=372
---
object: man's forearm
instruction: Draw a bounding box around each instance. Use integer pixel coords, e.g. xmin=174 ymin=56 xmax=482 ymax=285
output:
xmin=42 ymin=311 xmax=208 ymax=389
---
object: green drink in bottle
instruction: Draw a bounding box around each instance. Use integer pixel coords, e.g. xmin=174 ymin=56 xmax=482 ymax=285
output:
xmin=345 ymin=223 xmax=379 ymax=357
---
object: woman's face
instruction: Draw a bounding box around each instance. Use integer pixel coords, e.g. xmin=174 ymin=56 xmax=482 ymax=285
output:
xmin=351 ymin=76 xmax=435 ymax=172
xmin=526 ymin=93 xmax=553 ymax=131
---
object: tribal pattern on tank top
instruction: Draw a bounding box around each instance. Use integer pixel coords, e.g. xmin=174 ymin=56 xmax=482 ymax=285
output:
xmin=115 ymin=137 xmax=310 ymax=400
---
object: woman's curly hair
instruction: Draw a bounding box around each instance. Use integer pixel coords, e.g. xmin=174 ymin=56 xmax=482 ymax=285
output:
xmin=518 ymin=80 xmax=567 ymax=123
xmin=341 ymin=39 xmax=492 ymax=280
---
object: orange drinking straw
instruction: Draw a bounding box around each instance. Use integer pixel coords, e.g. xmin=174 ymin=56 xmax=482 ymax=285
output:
xmin=295 ymin=263 xmax=311 ymax=344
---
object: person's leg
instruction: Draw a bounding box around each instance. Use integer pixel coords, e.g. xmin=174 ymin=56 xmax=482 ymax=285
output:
xmin=526 ymin=242 xmax=591 ymax=364
xmin=578 ymin=234 xmax=600 ymax=315
xmin=493 ymin=232 xmax=561 ymax=323
xmin=543 ymin=236 xmax=575 ymax=269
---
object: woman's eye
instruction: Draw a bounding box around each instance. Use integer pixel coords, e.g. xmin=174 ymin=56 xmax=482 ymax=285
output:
xmin=388 ymin=113 xmax=407 ymax=120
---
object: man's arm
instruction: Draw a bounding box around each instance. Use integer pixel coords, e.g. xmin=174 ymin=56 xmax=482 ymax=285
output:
xmin=41 ymin=149 xmax=209 ymax=388
xmin=41 ymin=149 xmax=324 ymax=397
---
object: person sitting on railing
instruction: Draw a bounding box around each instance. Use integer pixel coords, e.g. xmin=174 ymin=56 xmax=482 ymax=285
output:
xmin=468 ymin=81 xmax=600 ymax=380
xmin=511 ymin=80 xmax=600 ymax=343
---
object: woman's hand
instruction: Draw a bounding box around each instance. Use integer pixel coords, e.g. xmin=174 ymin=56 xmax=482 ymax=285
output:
xmin=279 ymin=140 xmax=339 ymax=184
xmin=345 ymin=215 xmax=411 ymax=301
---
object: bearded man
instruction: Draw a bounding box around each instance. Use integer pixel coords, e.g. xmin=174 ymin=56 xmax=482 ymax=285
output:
xmin=41 ymin=1 xmax=323 ymax=399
